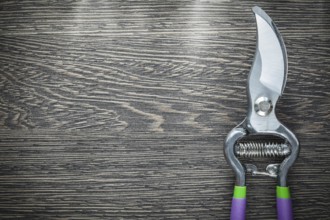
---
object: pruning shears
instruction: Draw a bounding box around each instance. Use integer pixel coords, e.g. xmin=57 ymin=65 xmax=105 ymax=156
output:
xmin=224 ymin=6 xmax=299 ymax=220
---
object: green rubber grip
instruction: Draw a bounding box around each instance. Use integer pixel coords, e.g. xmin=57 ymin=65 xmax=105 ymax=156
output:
xmin=276 ymin=186 xmax=291 ymax=199
xmin=233 ymin=185 xmax=246 ymax=199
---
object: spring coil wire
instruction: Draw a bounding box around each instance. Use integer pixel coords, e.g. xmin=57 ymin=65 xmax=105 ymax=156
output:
xmin=235 ymin=142 xmax=291 ymax=157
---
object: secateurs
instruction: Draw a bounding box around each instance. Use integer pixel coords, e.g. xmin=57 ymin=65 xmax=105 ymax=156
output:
xmin=224 ymin=6 xmax=299 ymax=220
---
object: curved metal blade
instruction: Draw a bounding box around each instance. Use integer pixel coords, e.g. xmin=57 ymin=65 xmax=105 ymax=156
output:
xmin=250 ymin=6 xmax=288 ymax=95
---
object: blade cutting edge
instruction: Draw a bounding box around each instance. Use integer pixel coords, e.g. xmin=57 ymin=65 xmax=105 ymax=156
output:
xmin=252 ymin=6 xmax=288 ymax=95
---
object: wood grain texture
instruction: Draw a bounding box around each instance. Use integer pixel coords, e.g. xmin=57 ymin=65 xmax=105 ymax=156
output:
xmin=0 ymin=0 xmax=329 ymax=219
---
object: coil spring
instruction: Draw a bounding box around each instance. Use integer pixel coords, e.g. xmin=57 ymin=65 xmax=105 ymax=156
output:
xmin=235 ymin=142 xmax=291 ymax=157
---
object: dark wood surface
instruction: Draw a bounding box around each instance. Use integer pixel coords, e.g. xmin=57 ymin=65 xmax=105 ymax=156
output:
xmin=0 ymin=0 xmax=329 ymax=219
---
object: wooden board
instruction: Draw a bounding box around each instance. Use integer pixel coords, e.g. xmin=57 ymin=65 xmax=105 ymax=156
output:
xmin=0 ymin=0 xmax=329 ymax=219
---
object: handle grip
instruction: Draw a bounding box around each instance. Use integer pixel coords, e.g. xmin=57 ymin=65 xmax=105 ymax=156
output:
xmin=276 ymin=186 xmax=293 ymax=220
xmin=230 ymin=186 xmax=246 ymax=220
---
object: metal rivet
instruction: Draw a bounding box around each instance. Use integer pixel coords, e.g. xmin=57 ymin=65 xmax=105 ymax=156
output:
xmin=255 ymin=97 xmax=273 ymax=116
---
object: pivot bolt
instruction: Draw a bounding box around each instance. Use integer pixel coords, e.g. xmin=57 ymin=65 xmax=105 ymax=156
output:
xmin=255 ymin=96 xmax=273 ymax=116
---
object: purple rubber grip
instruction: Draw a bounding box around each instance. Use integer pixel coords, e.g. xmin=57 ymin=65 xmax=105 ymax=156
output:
xmin=230 ymin=198 xmax=246 ymax=220
xmin=277 ymin=198 xmax=293 ymax=220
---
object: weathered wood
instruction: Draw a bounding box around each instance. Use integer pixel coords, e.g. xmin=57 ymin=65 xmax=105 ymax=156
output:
xmin=0 ymin=0 xmax=329 ymax=219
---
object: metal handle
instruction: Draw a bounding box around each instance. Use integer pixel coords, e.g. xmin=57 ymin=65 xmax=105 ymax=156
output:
xmin=276 ymin=186 xmax=293 ymax=220
xmin=230 ymin=186 xmax=246 ymax=220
